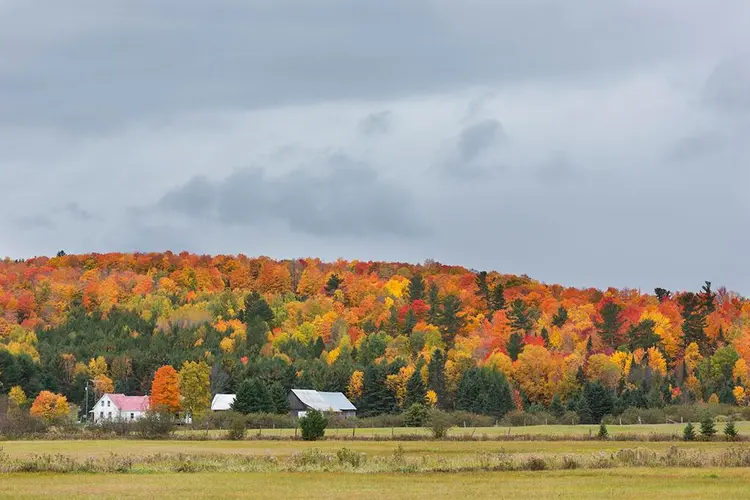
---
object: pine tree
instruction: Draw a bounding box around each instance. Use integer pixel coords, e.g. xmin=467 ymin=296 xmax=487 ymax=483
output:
xmin=386 ymin=305 xmax=400 ymax=336
xmin=475 ymin=271 xmax=491 ymax=311
xmin=724 ymin=419 xmax=738 ymax=440
xmin=508 ymin=299 xmax=532 ymax=334
xmin=506 ymin=333 xmax=524 ymax=361
xmin=700 ymin=414 xmax=716 ymax=439
xmin=654 ymin=288 xmax=672 ymax=303
xmin=551 ymin=305 xmax=568 ymax=328
xmin=242 ymin=291 xmax=274 ymax=324
xmin=594 ymin=301 xmax=624 ymax=348
xmin=438 ymin=295 xmax=464 ymax=344
xmin=360 ymin=364 xmax=396 ymax=416
xmin=427 ymin=283 xmax=440 ymax=324
xmin=427 ymin=349 xmax=447 ymax=408
xmin=269 ymin=382 xmax=289 ymax=414
xmin=683 ymin=422 xmax=696 ymax=441
xmin=231 ymin=379 xmax=255 ymax=415
xmin=404 ymin=368 xmax=426 ymax=408
xmin=576 ymin=394 xmax=593 ymax=424
xmin=408 ymin=274 xmax=426 ymax=302
xmin=491 ymin=283 xmax=506 ymax=312
xmin=679 ymin=292 xmax=709 ymax=354
xmin=313 ymin=336 xmax=326 ymax=358
xmin=324 ymin=273 xmax=343 ymax=295
xmin=403 ymin=308 xmax=417 ymax=335
xmin=548 ymin=394 xmax=565 ymax=418
xmin=540 ymin=327 xmax=550 ymax=346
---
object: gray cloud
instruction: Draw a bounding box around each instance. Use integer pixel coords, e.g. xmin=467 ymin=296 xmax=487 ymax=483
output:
xmin=359 ymin=111 xmax=393 ymax=136
xmin=1 ymin=1 xmax=749 ymax=295
xmin=156 ymin=155 xmax=427 ymax=237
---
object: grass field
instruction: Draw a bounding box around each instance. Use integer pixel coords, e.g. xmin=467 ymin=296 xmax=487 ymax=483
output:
xmin=174 ymin=421 xmax=750 ymax=439
xmin=2 ymin=469 xmax=750 ymax=499
xmin=4 ymin=424 xmax=750 ymax=499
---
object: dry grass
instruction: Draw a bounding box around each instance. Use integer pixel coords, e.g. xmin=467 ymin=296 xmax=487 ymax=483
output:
xmin=1 ymin=469 xmax=750 ymax=499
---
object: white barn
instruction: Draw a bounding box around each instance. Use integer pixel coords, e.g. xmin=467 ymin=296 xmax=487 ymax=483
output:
xmin=288 ymin=389 xmax=357 ymax=418
xmin=91 ymin=393 xmax=149 ymax=423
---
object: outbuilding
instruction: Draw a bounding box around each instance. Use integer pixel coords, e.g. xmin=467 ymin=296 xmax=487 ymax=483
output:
xmin=287 ymin=389 xmax=356 ymax=418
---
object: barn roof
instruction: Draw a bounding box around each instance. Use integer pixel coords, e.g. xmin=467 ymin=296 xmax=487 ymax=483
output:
xmin=211 ymin=393 xmax=236 ymax=411
xmin=290 ymin=389 xmax=356 ymax=412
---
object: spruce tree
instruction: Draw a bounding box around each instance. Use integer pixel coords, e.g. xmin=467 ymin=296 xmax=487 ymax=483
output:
xmin=595 ymin=301 xmax=624 ymax=348
xmin=439 ymin=295 xmax=464 ymax=344
xmin=269 ymin=382 xmax=289 ymax=414
xmin=679 ymin=292 xmax=709 ymax=354
xmin=551 ymin=305 xmax=568 ymax=328
xmin=508 ymin=299 xmax=532 ymax=334
xmin=507 ymin=333 xmax=524 ymax=361
xmin=683 ymin=422 xmax=696 ymax=441
xmin=427 ymin=283 xmax=441 ymax=324
xmin=548 ymin=394 xmax=565 ymax=419
xmin=597 ymin=422 xmax=608 ymax=439
xmin=324 ymin=273 xmax=343 ymax=295
xmin=404 ymin=368 xmax=426 ymax=408
xmin=427 ymin=349 xmax=447 ymax=408
xmin=724 ymin=419 xmax=738 ymax=440
xmin=700 ymin=414 xmax=716 ymax=439
xmin=408 ymin=274 xmax=426 ymax=302
xmin=491 ymin=283 xmax=506 ymax=312
xmin=475 ymin=271 xmax=491 ymax=311
xmin=231 ymin=379 xmax=255 ymax=415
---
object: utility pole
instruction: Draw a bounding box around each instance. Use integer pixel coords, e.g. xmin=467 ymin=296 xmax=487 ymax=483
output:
xmin=84 ymin=379 xmax=89 ymax=423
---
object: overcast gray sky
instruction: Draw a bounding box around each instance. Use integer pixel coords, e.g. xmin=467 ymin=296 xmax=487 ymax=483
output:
xmin=2 ymin=0 xmax=749 ymax=294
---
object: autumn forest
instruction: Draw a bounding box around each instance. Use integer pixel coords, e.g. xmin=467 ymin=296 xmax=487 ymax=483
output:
xmin=1 ymin=252 xmax=749 ymax=423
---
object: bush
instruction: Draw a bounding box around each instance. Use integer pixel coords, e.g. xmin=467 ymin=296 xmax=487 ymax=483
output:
xmin=336 ymin=447 xmax=366 ymax=467
xmin=299 ymin=410 xmax=327 ymax=441
xmin=597 ymin=423 xmax=608 ymax=440
xmin=427 ymin=409 xmax=452 ymax=439
xmin=227 ymin=414 xmax=246 ymax=441
xmin=135 ymin=411 xmax=174 ymax=439
xmin=404 ymin=404 xmax=429 ymax=427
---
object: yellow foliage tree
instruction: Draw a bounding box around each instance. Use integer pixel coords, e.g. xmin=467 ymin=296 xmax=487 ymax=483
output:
xmin=647 ymin=347 xmax=667 ymax=377
xmin=347 ymin=370 xmax=364 ymax=400
xmin=587 ymin=353 xmax=623 ymax=389
xmin=88 ymin=356 xmax=108 ymax=378
xmin=425 ymin=390 xmax=438 ymax=407
xmin=93 ymin=374 xmax=114 ymax=397
xmin=733 ymin=359 xmax=748 ymax=383
xmin=385 ymin=366 xmax=414 ymax=408
xmin=708 ymin=393 xmax=720 ymax=404
xmin=8 ymin=385 xmax=26 ymax=407
xmin=733 ymin=386 xmax=746 ymax=406
xmin=178 ymin=360 xmax=211 ymax=418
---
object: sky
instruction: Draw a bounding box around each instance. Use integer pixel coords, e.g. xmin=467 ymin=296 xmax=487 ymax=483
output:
xmin=1 ymin=1 xmax=749 ymax=295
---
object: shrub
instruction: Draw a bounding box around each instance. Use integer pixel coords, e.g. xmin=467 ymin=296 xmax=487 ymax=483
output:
xmin=299 ymin=410 xmax=327 ymax=441
xmin=336 ymin=447 xmax=366 ymax=468
xmin=700 ymin=415 xmax=716 ymax=439
xmin=427 ymin=409 xmax=452 ymax=439
xmin=683 ymin=422 xmax=696 ymax=441
xmin=597 ymin=422 xmax=608 ymax=440
xmin=227 ymin=414 xmax=246 ymax=441
xmin=135 ymin=411 xmax=174 ymax=439
xmin=724 ymin=419 xmax=738 ymax=440
xmin=404 ymin=403 xmax=429 ymax=427
xmin=523 ymin=457 xmax=547 ymax=471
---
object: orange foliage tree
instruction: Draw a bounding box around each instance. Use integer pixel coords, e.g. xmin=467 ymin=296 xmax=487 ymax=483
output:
xmin=150 ymin=365 xmax=181 ymax=413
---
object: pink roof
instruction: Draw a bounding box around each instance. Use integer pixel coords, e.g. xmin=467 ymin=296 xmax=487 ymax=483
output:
xmin=107 ymin=394 xmax=150 ymax=411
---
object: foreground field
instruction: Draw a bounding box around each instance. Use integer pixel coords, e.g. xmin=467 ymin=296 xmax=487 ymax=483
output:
xmin=2 ymin=469 xmax=750 ymax=499
xmin=1 ymin=438 xmax=744 ymax=459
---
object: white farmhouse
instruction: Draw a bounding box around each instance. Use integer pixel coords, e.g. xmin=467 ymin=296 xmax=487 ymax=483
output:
xmin=91 ymin=393 xmax=150 ymax=423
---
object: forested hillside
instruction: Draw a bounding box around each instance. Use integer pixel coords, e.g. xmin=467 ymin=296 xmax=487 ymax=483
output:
xmin=1 ymin=252 xmax=748 ymax=421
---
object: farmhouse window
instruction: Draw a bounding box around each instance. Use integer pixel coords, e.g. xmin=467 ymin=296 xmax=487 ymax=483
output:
xmin=130 ymin=413 xmax=134 ymax=419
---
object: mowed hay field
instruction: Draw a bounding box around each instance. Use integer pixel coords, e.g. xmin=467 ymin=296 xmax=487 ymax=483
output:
xmin=2 ymin=469 xmax=750 ymax=499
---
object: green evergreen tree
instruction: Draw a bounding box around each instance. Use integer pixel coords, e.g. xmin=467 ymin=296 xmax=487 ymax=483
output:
xmin=700 ymin=414 xmax=716 ymax=439
xmin=269 ymin=382 xmax=289 ymax=414
xmin=386 ymin=305 xmax=400 ymax=336
xmin=679 ymin=292 xmax=708 ymax=354
xmin=628 ymin=319 xmax=660 ymax=350
xmin=576 ymin=394 xmax=593 ymax=424
xmin=594 ymin=300 xmax=624 ymax=348
xmin=724 ymin=419 xmax=738 ymax=440
xmin=427 ymin=283 xmax=441 ymax=324
xmin=581 ymin=381 xmax=613 ymax=423
xmin=313 ymin=336 xmax=326 ymax=358
xmin=404 ymin=367 xmax=426 ymax=408
xmin=360 ymin=363 xmax=396 ymax=416
xmin=299 ymin=409 xmax=327 ymax=441
xmin=324 ymin=273 xmax=343 ymax=295
xmin=408 ymin=274 xmax=426 ymax=302
xmin=475 ymin=271 xmax=491 ymax=311
xmin=683 ymin=422 xmax=696 ymax=441
xmin=231 ymin=379 xmax=255 ymax=415
xmin=403 ymin=403 xmax=429 ymax=427
xmin=551 ymin=305 xmax=568 ymax=328
xmin=403 ymin=308 xmax=417 ymax=335
xmin=508 ymin=299 xmax=532 ymax=334
xmin=597 ymin=422 xmax=608 ymax=439
xmin=654 ymin=287 xmax=672 ymax=303
xmin=491 ymin=283 xmax=506 ymax=312
xmin=427 ymin=349 xmax=447 ymax=409
xmin=439 ymin=295 xmax=464 ymax=344
xmin=242 ymin=291 xmax=274 ymax=324
xmin=548 ymin=394 xmax=565 ymax=418
xmin=506 ymin=332 xmax=524 ymax=361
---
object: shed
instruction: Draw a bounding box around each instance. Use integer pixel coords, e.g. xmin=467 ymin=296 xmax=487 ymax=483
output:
xmin=211 ymin=394 xmax=236 ymax=411
xmin=287 ymin=389 xmax=356 ymax=418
